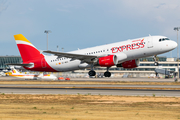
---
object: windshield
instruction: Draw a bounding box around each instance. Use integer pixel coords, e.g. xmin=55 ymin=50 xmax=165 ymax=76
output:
xmin=159 ymin=38 xmax=170 ymax=42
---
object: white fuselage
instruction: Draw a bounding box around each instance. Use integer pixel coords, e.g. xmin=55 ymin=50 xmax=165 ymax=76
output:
xmin=44 ymin=36 xmax=177 ymax=72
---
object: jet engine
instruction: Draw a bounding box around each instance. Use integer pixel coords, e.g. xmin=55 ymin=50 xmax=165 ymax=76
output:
xmin=98 ymin=55 xmax=118 ymax=67
xmin=116 ymin=59 xmax=139 ymax=69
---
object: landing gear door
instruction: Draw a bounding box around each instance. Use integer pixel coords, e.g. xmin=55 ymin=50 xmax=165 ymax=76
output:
xmin=147 ymin=37 xmax=153 ymax=48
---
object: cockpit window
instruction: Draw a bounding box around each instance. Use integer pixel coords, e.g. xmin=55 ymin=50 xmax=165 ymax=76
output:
xmin=159 ymin=38 xmax=170 ymax=42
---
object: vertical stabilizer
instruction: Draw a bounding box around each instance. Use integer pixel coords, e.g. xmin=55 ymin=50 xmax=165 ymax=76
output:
xmin=11 ymin=68 xmax=20 ymax=74
xmin=14 ymin=34 xmax=43 ymax=62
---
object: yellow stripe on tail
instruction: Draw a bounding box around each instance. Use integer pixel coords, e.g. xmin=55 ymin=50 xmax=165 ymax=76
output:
xmin=14 ymin=34 xmax=32 ymax=44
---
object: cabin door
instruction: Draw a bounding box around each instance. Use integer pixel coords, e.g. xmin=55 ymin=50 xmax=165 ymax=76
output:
xmin=147 ymin=37 xmax=153 ymax=48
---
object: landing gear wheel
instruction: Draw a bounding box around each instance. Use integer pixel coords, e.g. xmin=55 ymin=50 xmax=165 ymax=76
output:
xmin=88 ymin=70 xmax=96 ymax=76
xmin=104 ymin=71 xmax=111 ymax=77
xmin=154 ymin=62 xmax=159 ymax=66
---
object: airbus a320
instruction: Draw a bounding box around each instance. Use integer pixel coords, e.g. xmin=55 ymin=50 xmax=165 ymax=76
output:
xmin=7 ymin=34 xmax=177 ymax=77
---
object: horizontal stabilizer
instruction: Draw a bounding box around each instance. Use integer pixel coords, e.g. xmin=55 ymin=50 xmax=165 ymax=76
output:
xmin=5 ymin=63 xmax=32 ymax=67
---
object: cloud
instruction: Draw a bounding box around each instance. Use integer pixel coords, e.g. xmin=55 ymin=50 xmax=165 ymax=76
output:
xmin=0 ymin=0 xmax=8 ymax=14
xmin=104 ymin=0 xmax=180 ymax=37
xmin=117 ymin=1 xmax=180 ymax=20
xmin=154 ymin=3 xmax=166 ymax=9
xmin=156 ymin=16 xmax=165 ymax=22
xmin=28 ymin=7 xmax=34 ymax=11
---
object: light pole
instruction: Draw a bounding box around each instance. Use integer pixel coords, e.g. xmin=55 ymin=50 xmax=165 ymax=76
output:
xmin=57 ymin=45 xmax=59 ymax=52
xmin=44 ymin=30 xmax=51 ymax=50
xmin=174 ymin=27 xmax=180 ymax=81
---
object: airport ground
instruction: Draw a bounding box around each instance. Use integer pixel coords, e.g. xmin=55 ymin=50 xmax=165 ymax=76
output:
xmin=0 ymin=77 xmax=179 ymax=119
xmin=0 ymin=94 xmax=180 ymax=120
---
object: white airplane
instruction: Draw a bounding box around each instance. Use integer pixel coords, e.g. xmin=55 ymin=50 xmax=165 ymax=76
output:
xmin=38 ymin=73 xmax=57 ymax=80
xmin=8 ymin=68 xmax=39 ymax=80
xmin=8 ymin=68 xmax=57 ymax=80
xmin=7 ymin=34 xmax=177 ymax=77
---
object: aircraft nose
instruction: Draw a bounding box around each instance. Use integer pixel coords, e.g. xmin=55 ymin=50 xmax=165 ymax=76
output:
xmin=172 ymin=41 xmax=178 ymax=49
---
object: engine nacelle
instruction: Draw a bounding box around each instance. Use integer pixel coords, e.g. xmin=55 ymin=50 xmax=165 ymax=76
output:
xmin=98 ymin=55 xmax=118 ymax=67
xmin=117 ymin=59 xmax=139 ymax=69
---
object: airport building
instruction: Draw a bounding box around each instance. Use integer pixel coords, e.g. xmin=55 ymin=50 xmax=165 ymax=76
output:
xmin=0 ymin=56 xmax=22 ymax=69
xmin=0 ymin=55 xmax=179 ymax=77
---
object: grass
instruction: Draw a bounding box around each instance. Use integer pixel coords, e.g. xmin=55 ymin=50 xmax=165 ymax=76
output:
xmin=0 ymin=94 xmax=179 ymax=120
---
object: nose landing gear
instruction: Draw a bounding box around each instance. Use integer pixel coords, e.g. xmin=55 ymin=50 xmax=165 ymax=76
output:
xmin=154 ymin=55 xmax=159 ymax=66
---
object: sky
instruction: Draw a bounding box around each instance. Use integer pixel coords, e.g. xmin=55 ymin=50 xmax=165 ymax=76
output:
xmin=0 ymin=0 xmax=180 ymax=58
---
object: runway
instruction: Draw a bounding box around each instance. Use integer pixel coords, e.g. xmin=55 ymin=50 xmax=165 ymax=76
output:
xmin=0 ymin=84 xmax=179 ymax=97
xmin=0 ymin=84 xmax=180 ymax=88
xmin=0 ymin=77 xmax=179 ymax=97
xmin=0 ymin=76 xmax=177 ymax=82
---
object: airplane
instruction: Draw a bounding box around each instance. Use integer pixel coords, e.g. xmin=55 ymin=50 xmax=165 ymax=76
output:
xmin=38 ymin=73 xmax=57 ymax=80
xmin=7 ymin=67 xmax=57 ymax=80
xmin=7 ymin=34 xmax=177 ymax=77
xmin=8 ymin=68 xmax=39 ymax=80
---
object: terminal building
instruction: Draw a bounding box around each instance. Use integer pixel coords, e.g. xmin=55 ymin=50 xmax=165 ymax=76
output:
xmin=0 ymin=56 xmax=179 ymax=77
xmin=0 ymin=56 xmax=22 ymax=69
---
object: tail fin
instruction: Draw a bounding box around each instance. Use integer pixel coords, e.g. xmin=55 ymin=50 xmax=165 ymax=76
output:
xmin=12 ymin=68 xmax=20 ymax=74
xmin=14 ymin=34 xmax=43 ymax=62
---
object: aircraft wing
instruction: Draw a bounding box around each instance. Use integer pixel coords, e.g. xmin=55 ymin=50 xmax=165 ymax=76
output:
xmin=43 ymin=50 xmax=98 ymax=62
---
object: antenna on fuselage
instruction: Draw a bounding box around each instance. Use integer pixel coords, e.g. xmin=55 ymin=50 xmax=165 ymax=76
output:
xmin=149 ymin=34 xmax=151 ymax=36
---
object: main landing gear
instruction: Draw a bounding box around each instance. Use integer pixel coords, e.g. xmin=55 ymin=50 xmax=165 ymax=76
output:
xmin=104 ymin=67 xmax=111 ymax=77
xmin=88 ymin=66 xmax=111 ymax=77
xmin=88 ymin=70 xmax=96 ymax=76
xmin=88 ymin=64 xmax=96 ymax=76
xmin=153 ymin=55 xmax=159 ymax=66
